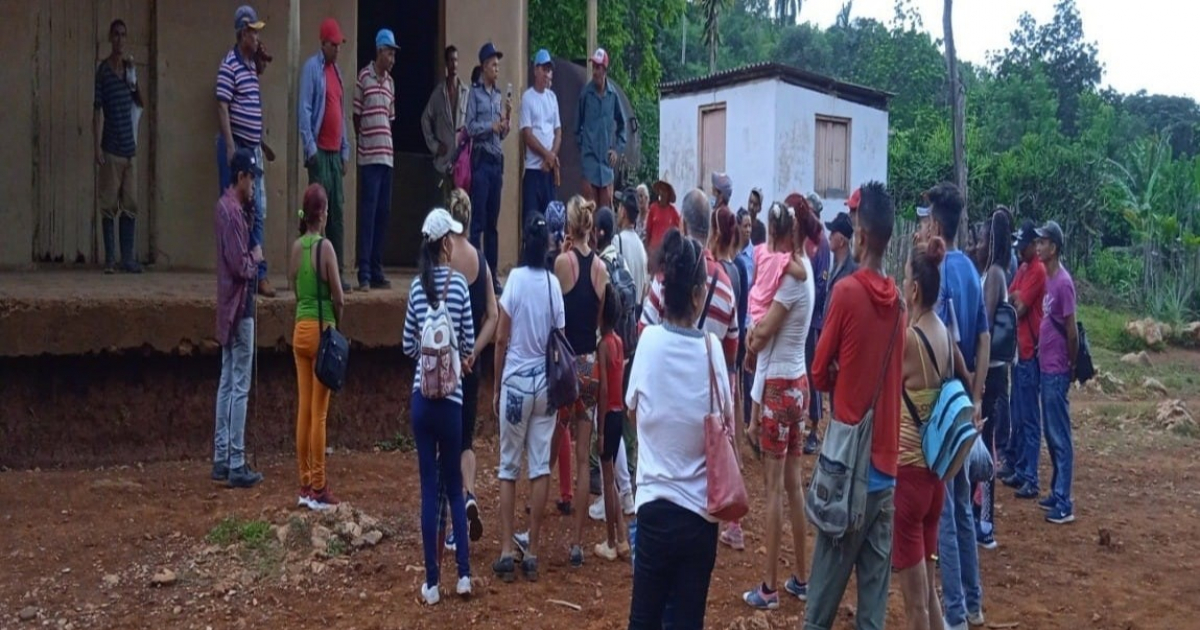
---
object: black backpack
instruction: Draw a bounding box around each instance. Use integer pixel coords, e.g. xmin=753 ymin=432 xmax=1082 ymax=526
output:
xmin=602 ymin=248 xmax=640 ymax=357
xmin=1051 ymin=318 xmax=1095 ymax=385
xmin=990 ymin=300 xmax=1018 ymax=364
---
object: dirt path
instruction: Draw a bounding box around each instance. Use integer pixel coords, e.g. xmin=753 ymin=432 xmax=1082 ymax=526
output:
xmin=3 ymin=402 xmax=1199 ymax=630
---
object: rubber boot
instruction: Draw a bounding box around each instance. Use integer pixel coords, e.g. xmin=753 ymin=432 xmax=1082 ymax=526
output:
xmin=102 ymin=217 xmax=116 ymax=274
xmin=119 ymin=215 xmax=143 ymax=273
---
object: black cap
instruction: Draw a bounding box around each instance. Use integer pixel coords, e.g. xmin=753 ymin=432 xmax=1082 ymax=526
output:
xmin=478 ymin=41 xmax=503 ymax=64
xmin=1035 ymin=220 xmax=1064 ymax=251
xmin=824 ymin=212 xmax=853 ymax=240
xmin=230 ymin=147 xmax=263 ymax=177
xmin=595 ymin=206 xmax=616 ymax=242
xmin=1014 ymin=219 xmax=1037 ymax=251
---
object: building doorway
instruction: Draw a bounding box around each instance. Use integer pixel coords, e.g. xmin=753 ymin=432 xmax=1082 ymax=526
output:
xmin=357 ymin=0 xmax=441 ymax=268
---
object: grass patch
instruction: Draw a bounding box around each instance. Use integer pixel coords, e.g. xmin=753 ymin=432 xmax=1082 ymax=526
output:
xmin=376 ymin=432 xmax=416 ymax=453
xmin=206 ymin=516 xmax=273 ymax=548
xmin=327 ymin=536 xmax=348 ymax=557
xmin=1092 ymin=345 xmax=1200 ymax=400
xmin=1078 ymin=304 xmax=1142 ymax=354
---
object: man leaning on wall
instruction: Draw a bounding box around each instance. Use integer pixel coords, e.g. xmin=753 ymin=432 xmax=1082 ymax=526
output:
xmin=422 ymin=45 xmax=469 ymax=202
xmin=94 ymin=18 xmax=143 ymax=274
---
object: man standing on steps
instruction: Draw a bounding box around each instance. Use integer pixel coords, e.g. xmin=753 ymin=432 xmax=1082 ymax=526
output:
xmin=212 ymin=148 xmax=266 ymax=490
xmin=465 ymin=42 xmax=510 ymax=284
xmin=353 ymin=28 xmax=398 ymax=292
xmin=576 ymin=48 xmax=626 ymax=209
xmin=300 ymin=17 xmax=352 ymax=292
xmin=520 ymin=49 xmax=561 ymax=228
xmin=94 ymin=18 xmax=144 ymax=275
xmin=422 ymin=45 xmax=469 ymax=202
xmin=217 ymin=5 xmax=274 ymax=296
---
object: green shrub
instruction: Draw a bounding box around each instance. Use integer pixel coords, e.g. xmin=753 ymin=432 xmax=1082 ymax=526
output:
xmin=1080 ymin=248 xmax=1139 ymax=307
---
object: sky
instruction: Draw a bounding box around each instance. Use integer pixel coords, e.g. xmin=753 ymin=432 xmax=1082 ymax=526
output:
xmin=797 ymin=0 xmax=1199 ymax=101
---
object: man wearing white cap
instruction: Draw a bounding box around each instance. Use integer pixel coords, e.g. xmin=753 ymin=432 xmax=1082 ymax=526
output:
xmin=353 ymin=28 xmax=398 ymax=292
xmin=576 ymin=48 xmax=626 ymax=209
xmin=520 ymin=49 xmax=561 ymax=227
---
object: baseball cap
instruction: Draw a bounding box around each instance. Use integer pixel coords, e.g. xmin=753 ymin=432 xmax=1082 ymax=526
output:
xmin=591 ymin=47 xmax=610 ymax=68
xmin=422 ymin=208 xmax=464 ymax=242
xmin=533 ymin=49 xmax=554 ymax=67
xmin=916 ymin=206 xmax=931 ymax=218
xmin=620 ymin=187 xmax=639 ymax=214
xmin=845 ymin=187 xmax=861 ymax=211
xmin=375 ymin=28 xmax=398 ymax=50
xmin=807 ymin=192 xmax=825 ymax=217
xmin=230 ymin=147 xmax=263 ymax=177
xmin=478 ymin=42 xmax=503 ymax=64
xmin=320 ymin=17 xmax=346 ymax=44
xmin=234 ymin=6 xmax=265 ymax=31
xmin=825 ymin=212 xmax=854 ymax=240
xmin=1014 ymin=219 xmax=1037 ymax=250
xmin=546 ymin=200 xmax=567 ymax=243
xmin=1035 ymin=220 xmax=1064 ymax=250
xmin=711 ymin=172 xmax=732 ymax=200
xmin=595 ymin=207 xmax=616 ymax=241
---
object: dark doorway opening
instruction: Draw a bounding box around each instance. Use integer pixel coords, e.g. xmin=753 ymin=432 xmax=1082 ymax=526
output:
xmin=357 ymin=0 xmax=441 ymax=268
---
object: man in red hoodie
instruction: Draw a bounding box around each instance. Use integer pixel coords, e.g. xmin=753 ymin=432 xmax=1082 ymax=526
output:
xmin=804 ymin=181 xmax=906 ymax=630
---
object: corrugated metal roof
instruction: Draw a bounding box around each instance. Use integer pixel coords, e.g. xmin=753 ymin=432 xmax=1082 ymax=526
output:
xmin=659 ymin=62 xmax=893 ymax=111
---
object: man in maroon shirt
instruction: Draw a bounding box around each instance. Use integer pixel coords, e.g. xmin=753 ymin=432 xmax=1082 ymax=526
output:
xmin=805 ymin=181 xmax=905 ymax=630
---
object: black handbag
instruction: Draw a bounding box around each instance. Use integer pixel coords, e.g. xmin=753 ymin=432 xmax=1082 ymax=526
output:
xmin=313 ymin=238 xmax=349 ymax=392
xmin=544 ymin=271 xmax=579 ymax=409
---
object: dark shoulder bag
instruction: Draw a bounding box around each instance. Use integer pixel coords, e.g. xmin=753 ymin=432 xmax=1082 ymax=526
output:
xmin=545 ymin=271 xmax=579 ymax=409
xmin=314 ymin=238 xmax=350 ymax=392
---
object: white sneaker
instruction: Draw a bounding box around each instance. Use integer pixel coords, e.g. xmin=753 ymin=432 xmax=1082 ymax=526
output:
xmin=421 ymin=582 xmax=440 ymax=606
xmin=968 ymin=610 xmax=985 ymax=626
xmin=944 ymin=619 xmax=967 ymax=630
xmin=456 ymin=576 xmax=472 ymax=597
xmin=621 ymin=492 xmax=635 ymax=516
xmin=588 ymin=496 xmax=606 ymax=521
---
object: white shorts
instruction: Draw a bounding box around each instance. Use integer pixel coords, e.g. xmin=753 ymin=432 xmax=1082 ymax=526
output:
xmin=498 ymin=365 xmax=556 ymax=481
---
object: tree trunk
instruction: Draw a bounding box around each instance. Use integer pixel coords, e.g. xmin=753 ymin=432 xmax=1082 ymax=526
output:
xmin=943 ymin=0 xmax=969 ymax=246
xmin=587 ymin=0 xmax=598 ymax=73
xmin=709 ymin=14 xmax=718 ymax=73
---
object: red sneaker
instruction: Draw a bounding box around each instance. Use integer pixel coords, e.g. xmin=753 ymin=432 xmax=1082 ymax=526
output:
xmin=310 ymin=486 xmax=340 ymax=510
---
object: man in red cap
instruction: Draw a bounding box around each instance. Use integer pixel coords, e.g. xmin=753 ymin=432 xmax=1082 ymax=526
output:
xmin=576 ymin=48 xmax=626 ymax=208
xmin=300 ymin=17 xmax=351 ymax=291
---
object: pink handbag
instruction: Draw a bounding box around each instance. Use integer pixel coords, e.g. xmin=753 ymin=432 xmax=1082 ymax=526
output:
xmin=452 ymin=129 xmax=472 ymax=192
xmin=704 ymin=336 xmax=749 ymax=522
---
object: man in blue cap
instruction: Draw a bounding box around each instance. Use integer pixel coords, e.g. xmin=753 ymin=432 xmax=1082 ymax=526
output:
xmin=520 ymin=49 xmax=561 ymax=228
xmin=212 ymin=147 xmax=266 ymax=489
xmin=465 ymin=41 xmax=511 ymax=282
xmin=352 ymin=29 xmax=398 ymax=291
xmin=217 ymin=5 xmax=275 ymax=296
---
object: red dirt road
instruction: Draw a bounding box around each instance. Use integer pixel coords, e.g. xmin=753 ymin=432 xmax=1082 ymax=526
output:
xmin=3 ymin=403 xmax=1198 ymax=630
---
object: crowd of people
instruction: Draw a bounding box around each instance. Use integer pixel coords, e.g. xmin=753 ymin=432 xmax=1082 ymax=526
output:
xmin=187 ymin=6 xmax=1086 ymax=629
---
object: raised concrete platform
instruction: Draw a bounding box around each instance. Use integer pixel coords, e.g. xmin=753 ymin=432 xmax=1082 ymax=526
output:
xmin=0 ymin=270 xmax=414 ymax=358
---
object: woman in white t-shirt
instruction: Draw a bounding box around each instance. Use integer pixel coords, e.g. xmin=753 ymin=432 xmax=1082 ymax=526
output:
xmin=626 ymin=228 xmax=733 ymax=630
xmin=490 ymin=213 xmax=565 ymax=584
xmin=741 ymin=199 xmax=822 ymax=609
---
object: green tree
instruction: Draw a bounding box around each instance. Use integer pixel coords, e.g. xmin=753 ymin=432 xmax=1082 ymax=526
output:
xmin=700 ymin=0 xmax=734 ymax=72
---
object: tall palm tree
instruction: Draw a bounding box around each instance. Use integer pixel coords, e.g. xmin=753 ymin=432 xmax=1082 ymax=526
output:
xmin=775 ymin=0 xmax=801 ymax=25
xmin=700 ymin=0 xmax=732 ymax=73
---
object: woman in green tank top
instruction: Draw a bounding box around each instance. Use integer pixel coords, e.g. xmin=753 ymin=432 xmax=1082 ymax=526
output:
xmin=289 ymin=184 xmax=345 ymax=511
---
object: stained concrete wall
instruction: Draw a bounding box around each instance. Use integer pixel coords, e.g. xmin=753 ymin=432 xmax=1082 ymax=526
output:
xmin=0 ymin=0 xmax=37 ymax=268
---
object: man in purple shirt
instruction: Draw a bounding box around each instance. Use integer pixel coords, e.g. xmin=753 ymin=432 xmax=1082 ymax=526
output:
xmin=1035 ymin=220 xmax=1078 ymax=525
xmin=212 ymin=148 xmax=265 ymax=489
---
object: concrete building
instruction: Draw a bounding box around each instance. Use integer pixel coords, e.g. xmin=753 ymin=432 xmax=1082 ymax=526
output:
xmin=0 ymin=0 xmax=529 ymax=273
xmin=658 ymin=62 xmax=891 ymax=208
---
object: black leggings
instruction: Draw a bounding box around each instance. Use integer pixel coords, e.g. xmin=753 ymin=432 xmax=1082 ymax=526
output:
xmin=602 ymin=410 xmax=625 ymax=462
xmin=460 ymin=371 xmax=479 ymax=452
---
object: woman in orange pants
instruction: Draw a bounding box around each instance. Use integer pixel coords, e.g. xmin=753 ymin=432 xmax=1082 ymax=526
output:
xmin=290 ymin=183 xmax=346 ymax=510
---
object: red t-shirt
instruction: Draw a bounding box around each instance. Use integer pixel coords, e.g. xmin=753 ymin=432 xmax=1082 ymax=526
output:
xmin=600 ymin=332 xmax=625 ymax=413
xmin=811 ymin=269 xmax=906 ymax=477
xmin=1008 ymin=258 xmax=1047 ymax=361
xmin=645 ymin=202 xmax=681 ymax=252
xmin=317 ymin=63 xmax=344 ymax=152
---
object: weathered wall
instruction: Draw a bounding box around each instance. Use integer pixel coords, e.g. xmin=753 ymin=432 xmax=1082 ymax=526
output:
xmin=659 ymin=78 xmax=889 ymax=209
xmin=0 ymin=0 xmax=37 ymax=268
xmin=444 ymin=0 xmax=527 ymax=277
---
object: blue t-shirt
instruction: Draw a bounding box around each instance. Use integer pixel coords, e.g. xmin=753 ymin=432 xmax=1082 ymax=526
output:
xmin=937 ymin=250 xmax=989 ymax=372
xmin=868 ymin=464 xmax=896 ymax=492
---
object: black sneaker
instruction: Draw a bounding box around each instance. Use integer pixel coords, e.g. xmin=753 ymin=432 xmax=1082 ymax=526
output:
xmin=1000 ymin=474 xmax=1023 ymax=489
xmin=520 ymin=556 xmax=539 ymax=582
xmin=1014 ymin=483 xmax=1039 ymax=499
xmin=370 ymin=278 xmax=392 ymax=290
xmin=802 ymin=431 xmax=820 ymax=455
xmin=210 ymin=463 xmax=229 ymax=482
xmin=466 ymin=493 xmax=484 ymax=542
xmin=569 ymin=544 xmax=584 ymax=568
xmin=556 ymin=500 xmax=573 ymax=516
xmin=492 ymin=555 xmax=516 ymax=583
xmin=227 ymin=465 xmax=264 ymax=488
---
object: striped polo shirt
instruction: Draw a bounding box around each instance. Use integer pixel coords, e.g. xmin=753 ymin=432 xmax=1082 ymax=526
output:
xmin=94 ymin=62 xmax=137 ymax=158
xmin=353 ymin=63 xmax=395 ymax=167
xmin=640 ymin=248 xmax=740 ymax=369
xmin=402 ymin=266 xmax=476 ymax=404
xmin=215 ymin=48 xmax=263 ymax=147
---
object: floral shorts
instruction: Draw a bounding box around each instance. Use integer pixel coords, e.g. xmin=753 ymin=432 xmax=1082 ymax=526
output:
xmin=561 ymin=353 xmax=599 ymax=426
xmin=760 ymin=375 xmax=808 ymax=459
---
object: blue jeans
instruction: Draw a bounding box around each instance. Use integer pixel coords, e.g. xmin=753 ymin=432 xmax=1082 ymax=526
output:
xmin=1041 ymin=371 xmax=1074 ymax=513
xmin=628 ymin=500 xmax=718 ymax=630
xmin=217 ymin=135 xmax=267 ymax=281
xmin=357 ymin=164 xmax=393 ymax=285
xmin=469 ymin=155 xmax=502 ymax=278
xmin=1011 ymin=358 xmax=1042 ymax=489
xmin=214 ymin=317 xmax=254 ymax=469
xmin=938 ymin=468 xmax=982 ymax=626
xmin=411 ymin=391 xmax=470 ymax=587
xmin=522 ymin=168 xmax=556 ymax=228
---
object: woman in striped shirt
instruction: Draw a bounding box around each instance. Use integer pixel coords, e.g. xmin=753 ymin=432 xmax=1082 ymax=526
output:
xmin=403 ymin=208 xmax=477 ymax=605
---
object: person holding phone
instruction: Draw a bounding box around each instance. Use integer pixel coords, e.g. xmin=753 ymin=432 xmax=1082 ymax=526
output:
xmin=465 ymin=41 xmax=511 ymax=284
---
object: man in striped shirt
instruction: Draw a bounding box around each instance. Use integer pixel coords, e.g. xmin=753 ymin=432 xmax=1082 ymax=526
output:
xmin=639 ymin=188 xmax=740 ymax=369
xmin=93 ymin=18 xmax=143 ymax=274
xmin=352 ymin=29 xmax=398 ymax=292
xmin=216 ymin=5 xmax=274 ymax=297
